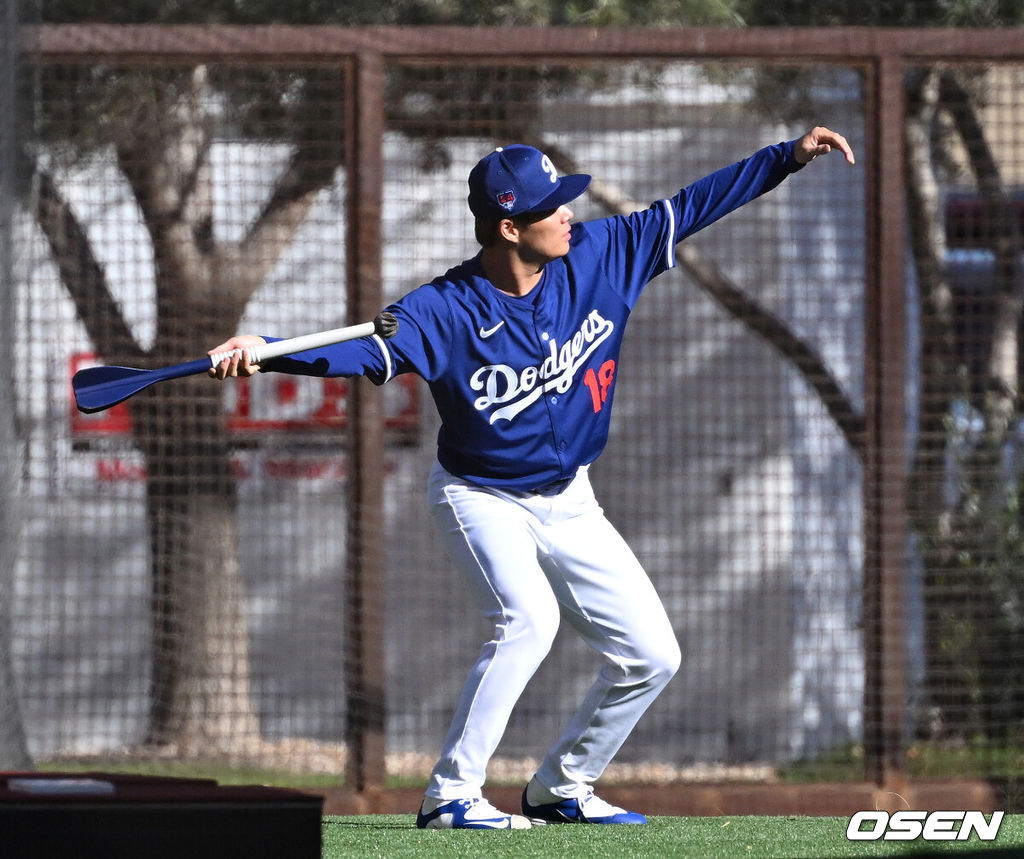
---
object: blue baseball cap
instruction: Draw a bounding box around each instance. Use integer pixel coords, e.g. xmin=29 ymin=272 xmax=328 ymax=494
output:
xmin=467 ymin=144 xmax=591 ymax=219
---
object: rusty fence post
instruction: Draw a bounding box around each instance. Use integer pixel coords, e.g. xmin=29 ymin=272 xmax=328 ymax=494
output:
xmin=344 ymin=49 xmax=387 ymax=793
xmin=862 ymin=49 xmax=908 ymax=787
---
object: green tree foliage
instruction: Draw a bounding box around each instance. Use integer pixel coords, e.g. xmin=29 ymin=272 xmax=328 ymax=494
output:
xmin=735 ymin=0 xmax=1024 ymax=26
xmin=41 ymin=0 xmax=744 ymax=26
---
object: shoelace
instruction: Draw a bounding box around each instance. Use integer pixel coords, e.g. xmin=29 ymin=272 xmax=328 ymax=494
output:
xmin=458 ymin=797 xmax=506 ymax=818
xmin=579 ymin=790 xmax=626 ymax=817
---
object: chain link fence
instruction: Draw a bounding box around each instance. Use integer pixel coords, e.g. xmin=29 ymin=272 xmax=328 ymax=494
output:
xmin=0 ymin=0 xmax=32 ymax=771
xmin=5 ymin=25 xmax=1024 ymax=798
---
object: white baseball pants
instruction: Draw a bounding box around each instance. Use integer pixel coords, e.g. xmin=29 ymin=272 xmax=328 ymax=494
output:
xmin=424 ymin=460 xmax=681 ymax=800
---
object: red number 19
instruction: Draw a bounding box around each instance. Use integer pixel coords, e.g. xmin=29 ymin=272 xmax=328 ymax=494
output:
xmin=583 ymin=360 xmax=616 ymax=413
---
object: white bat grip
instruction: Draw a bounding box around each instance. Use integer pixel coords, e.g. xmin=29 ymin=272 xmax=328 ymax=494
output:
xmin=208 ymin=320 xmax=378 ymax=369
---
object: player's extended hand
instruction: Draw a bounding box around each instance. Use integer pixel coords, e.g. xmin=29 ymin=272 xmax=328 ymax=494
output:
xmin=794 ymin=126 xmax=856 ymax=166
xmin=208 ymin=334 xmax=267 ymax=380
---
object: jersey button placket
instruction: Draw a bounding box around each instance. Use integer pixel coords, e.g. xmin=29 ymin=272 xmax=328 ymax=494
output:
xmin=535 ymin=317 xmax=567 ymax=474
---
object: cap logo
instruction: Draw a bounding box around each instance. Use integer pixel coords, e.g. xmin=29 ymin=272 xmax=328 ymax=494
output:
xmin=540 ymin=154 xmax=558 ymax=183
xmin=497 ymin=189 xmax=516 ymax=211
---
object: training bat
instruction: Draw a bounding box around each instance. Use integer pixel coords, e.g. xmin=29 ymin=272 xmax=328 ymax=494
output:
xmin=72 ymin=311 xmax=398 ymax=414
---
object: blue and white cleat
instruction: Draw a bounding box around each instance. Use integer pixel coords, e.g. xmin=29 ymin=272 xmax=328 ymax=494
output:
xmin=416 ymin=797 xmax=532 ymax=830
xmin=521 ymin=787 xmax=647 ymax=825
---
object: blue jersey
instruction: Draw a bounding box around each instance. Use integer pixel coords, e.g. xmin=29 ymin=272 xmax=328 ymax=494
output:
xmin=266 ymin=140 xmax=804 ymax=491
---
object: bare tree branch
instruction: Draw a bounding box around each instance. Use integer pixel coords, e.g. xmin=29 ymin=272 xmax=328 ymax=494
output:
xmin=235 ymin=67 xmax=347 ymax=300
xmin=33 ymin=165 xmax=141 ymax=364
xmin=904 ymin=69 xmax=957 ymax=537
xmin=940 ymin=69 xmax=1022 ymax=438
xmin=232 ymin=146 xmax=337 ymax=295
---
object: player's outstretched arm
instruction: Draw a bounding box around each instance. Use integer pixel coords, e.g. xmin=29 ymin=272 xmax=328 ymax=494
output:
xmin=208 ymin=335 xmax=266 ymax=379
xmin=793 ymin=126 xmax=856 ymax=166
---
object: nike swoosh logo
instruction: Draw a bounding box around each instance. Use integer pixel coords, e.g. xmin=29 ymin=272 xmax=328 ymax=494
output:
xmin=479 ymin=321 xmax=505 ymax=339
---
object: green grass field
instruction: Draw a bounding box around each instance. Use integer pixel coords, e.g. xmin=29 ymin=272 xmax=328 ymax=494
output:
xmin=320 ymin=814 xmax=1024 ymax=858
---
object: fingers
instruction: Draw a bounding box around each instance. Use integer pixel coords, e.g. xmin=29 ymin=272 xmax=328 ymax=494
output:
xmin=208 ymin=350 xmax=246 ymax=380
xmin=798 ymin=126 xmax=856 ymax=166
xmin=207 ymin=338 xmax=262 ymax=380
xmin=823 ymin=128 xmax=856 ymax=165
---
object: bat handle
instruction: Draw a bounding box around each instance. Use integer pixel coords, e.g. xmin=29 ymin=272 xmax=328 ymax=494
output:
xmin=207 ymin=346 xmax=259 ymax=369
xmin=207 ymin=314 xmax=395 ymax=370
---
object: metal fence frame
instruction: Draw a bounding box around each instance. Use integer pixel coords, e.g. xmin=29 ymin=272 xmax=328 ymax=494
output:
xmin=22 ymin=24 xmax=1024 ymax=798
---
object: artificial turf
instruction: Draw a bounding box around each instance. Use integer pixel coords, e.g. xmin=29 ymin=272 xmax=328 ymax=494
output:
xmin=320 ymin=813 xmax=1024 ymax=858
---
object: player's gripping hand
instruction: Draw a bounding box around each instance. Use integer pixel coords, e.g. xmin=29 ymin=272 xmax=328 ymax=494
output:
xmin=208 ymin=334 xmax=267 ymax=380
xmin=794 ymin=126 xmax=856 ymax=166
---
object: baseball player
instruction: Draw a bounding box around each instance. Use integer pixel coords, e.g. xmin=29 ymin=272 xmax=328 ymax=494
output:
xmin=209 ymin=126 xmax=855 ymax=829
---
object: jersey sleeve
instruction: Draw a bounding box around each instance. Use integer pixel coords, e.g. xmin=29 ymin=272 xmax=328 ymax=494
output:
xmin=587 ymin=138 xmax=804 ymax=308
xmin=671 ymin=138 xmax=801 ymax=240
xmin=259 ymin=283 xmax=452 ymax=385
xmin=258 ymin=335 xmax=392 ymax=381
xmin=374 ymin=284 xmax=453 ymax=383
